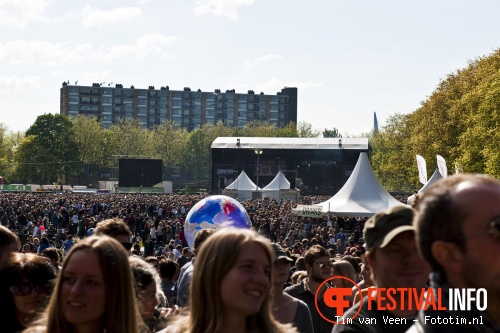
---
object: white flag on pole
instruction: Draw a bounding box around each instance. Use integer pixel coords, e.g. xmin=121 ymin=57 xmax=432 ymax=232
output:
xmin=437 ymin=155 xmax=448 ymax=178
xmin=416 ymin=155 xmax=427 ymax=185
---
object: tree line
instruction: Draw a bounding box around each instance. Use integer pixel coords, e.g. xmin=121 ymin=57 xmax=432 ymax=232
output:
xmin=371 ymin=48 xmax=500 ymax=191
xmin=0 ymin=116 xmax=340 ymax=185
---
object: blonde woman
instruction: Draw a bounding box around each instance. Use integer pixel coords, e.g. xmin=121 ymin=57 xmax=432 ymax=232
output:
xmin=331 ymin=260 xmax=358 ymax=307
xmin=162 ymin=228 xmax=296 ymax=333
xmin=331 ymin=260 xmax=357 ymax=287
xmin=24 ymin=236 xmax=144 ymax=333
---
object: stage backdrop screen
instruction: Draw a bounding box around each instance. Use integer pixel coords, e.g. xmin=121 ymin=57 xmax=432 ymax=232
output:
xmin=119 ymin=159 xmax=163 ymax=187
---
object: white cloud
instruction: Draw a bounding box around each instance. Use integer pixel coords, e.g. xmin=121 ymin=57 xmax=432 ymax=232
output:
xmin=0 ymin=33 xmax=180 ymax=66
xmin=81 ymin=69 xmax=113 ymax=79
xmin=0 ymin=0 xmax=54 ymax=28
xmin=0 ymin=75 xmax=40 ymax=90
xmin=82 ymin=5 xmax=141 ymax=28
xmin=194 ymin=0 xmax=255 ymax=21
xmin=240 ymin=53 xmax=283 ymax=71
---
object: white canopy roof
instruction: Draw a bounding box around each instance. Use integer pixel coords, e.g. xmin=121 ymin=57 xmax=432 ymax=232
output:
xmin=211 ymin=137 xmax=369 ymax=150
xmin=262 ymin=171 xmax=290 ymax=190
xmin=318 ymin=152 xmax=405 ymax=217
xmin=407 ymin=168 xmax=443 ymax=204
xmin=225 ymin=170 xmax=260 ymax=190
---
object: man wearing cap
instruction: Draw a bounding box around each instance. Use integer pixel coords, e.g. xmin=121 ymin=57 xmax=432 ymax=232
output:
xmin=333 ymin=205 xmax=430 ymax=333
xmin=271 ymin=243 xmax=314 ymax=333
xmin=407 ymin=174 xmax=500 ymax=332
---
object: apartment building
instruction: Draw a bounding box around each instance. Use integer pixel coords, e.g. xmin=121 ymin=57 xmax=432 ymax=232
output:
xmin=60 ymin=82 xmax=297 ymax=131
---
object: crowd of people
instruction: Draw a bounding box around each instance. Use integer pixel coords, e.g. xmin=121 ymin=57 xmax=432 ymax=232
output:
xmin=0 ymin=174 xmax=498 ymax=333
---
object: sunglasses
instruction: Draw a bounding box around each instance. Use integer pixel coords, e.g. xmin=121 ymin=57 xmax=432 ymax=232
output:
xmin=455 ymin=218 xmax=500 ymax=242
xmin=10 ymin=283 xmax=49 ymax=296
xmin=121 ymin=242 xmax=133 ymax=251
xmin=314 ymin=262 xmax=333 ymax=269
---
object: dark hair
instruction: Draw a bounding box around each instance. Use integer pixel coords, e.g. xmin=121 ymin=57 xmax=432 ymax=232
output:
xmin=0 ymin=225 xmax=20 ymax=253
xmin=42 ymin=247 xmax=61 ymax=263
xmin=144 ymin=256 xmax=159 ymax=266
xmin=193 ymin=229 xmax=216 ymax=254
xmin=1 ymin=253 xmax=56 ymax=289
xmin=0 ymin=253 xmax=56 ymax=332
xmin=303 ymin=244 xmax=328 ymax=266
xmin=159 ymin=260 xmax=179 ymax=280
xmin=94 ymin=218 xmax=132 ymax=239
xmin=129 ymin=257 xmax=155 ymax=294
xmin=341 ymin=255 xmax=361 ymax=274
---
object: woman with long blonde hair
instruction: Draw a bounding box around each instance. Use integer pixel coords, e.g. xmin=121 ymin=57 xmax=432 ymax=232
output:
xmin=24 ymin=236 xmax=143 ymax=333
xmin=331 ymin=260 xmax=358 ymax=307
xmin=163 ymin=227 xmax=296 ymax=333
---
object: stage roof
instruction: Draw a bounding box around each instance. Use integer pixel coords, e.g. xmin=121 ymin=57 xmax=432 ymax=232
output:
xmin=211 ymin=137 xmax=369 ymax=150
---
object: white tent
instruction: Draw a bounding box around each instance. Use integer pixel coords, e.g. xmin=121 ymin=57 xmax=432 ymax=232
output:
xmin=407 ymin=168 xmax=443 ymax=204
xmin=225 ymin=170 xmax=260 ymax=190
xmin=317 ymin=152 xmax=405 ymax=217
xmin=262 ymin=171 xmax=290 ymax=190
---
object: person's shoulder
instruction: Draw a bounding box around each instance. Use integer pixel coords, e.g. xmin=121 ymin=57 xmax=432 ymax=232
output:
xmin=22 ymin=324 xmax=47 ymax=333
xmin=284 ymin=281 xmax=304 ymax=295
xmin=295 ymin=297 xmax=309 ymax=309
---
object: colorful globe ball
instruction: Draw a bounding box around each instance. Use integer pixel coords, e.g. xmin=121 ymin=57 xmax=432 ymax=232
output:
xmin=184 ymin=195 xmax=251 ymax=250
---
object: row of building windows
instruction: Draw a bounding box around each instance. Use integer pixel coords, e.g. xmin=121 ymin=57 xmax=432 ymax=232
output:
xmin=68 ymin=87 xmax=288 ymax=103
xmin=68 ymin=105 xmax=285 ymax=119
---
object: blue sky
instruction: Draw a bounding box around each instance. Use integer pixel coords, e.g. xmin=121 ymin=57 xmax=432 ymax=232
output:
xmin=1 ymin=0 xmax=499 ymax=136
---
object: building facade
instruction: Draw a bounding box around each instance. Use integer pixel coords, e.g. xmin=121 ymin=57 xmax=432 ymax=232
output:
xmin=60 ymin=83 xmax=297 ymax=131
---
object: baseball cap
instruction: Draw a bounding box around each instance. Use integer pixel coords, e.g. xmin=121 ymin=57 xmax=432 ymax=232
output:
xmin=271 ymin=243 xmax=293 ymax=262
xmin=363 ymin=205 xmax=415 ymax=250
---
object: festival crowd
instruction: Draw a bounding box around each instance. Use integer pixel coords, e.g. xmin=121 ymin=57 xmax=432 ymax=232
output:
xmin=0 ymin=175 xmax=498 ymax=333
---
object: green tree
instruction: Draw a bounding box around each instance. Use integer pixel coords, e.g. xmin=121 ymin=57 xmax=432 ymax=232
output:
xmin=182 ymin=128 xmax=211 ymax=185
xmin=239 ymin=121 xmax=278 ymax=137
xmin=24 ymin=114 xmax=79 ymax=183
xmin=277 ymin=121 xmax=298 ymax=137
xmin=202 ymin=121 xmax=234 ymax=143
xmin=0 ymin=123 xmax=11 ymax=181
xmin=98 ymin=129 xmax=119 ymax=177
xmin=72 ymin=115 xmax=105 ymax=184
xmin=13 ymin=135 xmax=45 ymax=183
xmin=297 ymin=121 xmax=320 ymax=138
xmin=0 ymin=127 xmax=25 ymax=183
xmin=152 ymin=121 xmax=188 ymax=179
xmin=457 ymin=68 xmax=500 ymax=176
xmin=371 ymin=113 xmax=416 ymax=191
xmin=109 ymin=118 xmax=154 ymax=157
xmin=322 ymin=128 xmax=342 ymax=138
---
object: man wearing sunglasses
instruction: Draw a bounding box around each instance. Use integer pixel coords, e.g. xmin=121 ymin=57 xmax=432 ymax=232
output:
xmin=285 ymin=244 xmax=336 ymax=333
xmin=408 ymin=174 xmax=500 ymax=332
xmin=94 ymin=218 xmax=133 ymax=253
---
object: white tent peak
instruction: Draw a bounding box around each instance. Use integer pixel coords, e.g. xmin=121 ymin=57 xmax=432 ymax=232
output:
xmin=407 ymin=168 xmax=443 ymax=204
xmin=262 ymin=171 xmax=290 ymax=190
xmin=318 ymin=152 xmax=404 ymax=217
xmin=225 ymin=170 xmax=260 ymax=190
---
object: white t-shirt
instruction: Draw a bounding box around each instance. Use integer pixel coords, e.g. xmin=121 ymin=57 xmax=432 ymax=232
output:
xmin=173 ymin=248 xmax=181 ymax=261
